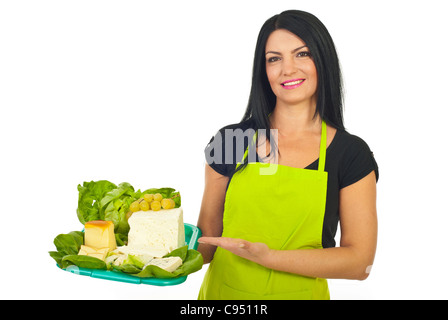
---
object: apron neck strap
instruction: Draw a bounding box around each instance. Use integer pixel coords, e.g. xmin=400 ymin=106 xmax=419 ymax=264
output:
xmin=236 ymin=120 xmax=327 ymax=171
xmin=318 ymin=120 xmax=327 ymax=172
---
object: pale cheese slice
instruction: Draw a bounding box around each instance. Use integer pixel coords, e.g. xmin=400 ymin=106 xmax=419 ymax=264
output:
xmin=78 ymin=245 xmax=109 ymax=261
xmin=144 ymin=256 xmax=183 ymax=273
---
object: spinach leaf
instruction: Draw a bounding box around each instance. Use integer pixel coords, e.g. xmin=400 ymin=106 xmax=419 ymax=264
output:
xmin=48 ymin=251 xmax=64 ymax=266
xmin=53 ymin=231 xmax=84 ymax=256
xmin=61 ymin=255 xmax=106 ymax=269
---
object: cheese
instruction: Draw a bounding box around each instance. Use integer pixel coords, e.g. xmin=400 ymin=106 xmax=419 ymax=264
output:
xmin=127 ymin=208 xmax=185 ymax=257
xmin=84 ymin=220 xmax=117 ymax=252
xmin=111 ymin=246 xmax=155 ymax=265
xmin=107 ymin=249 xmax=183 ymax=272
xmin=78 ymin=245 xmax=109 ymax=261
xmin=144 ymin=257 xmax=183 ymax=273
xmin=105 ymin=207 xmax=185 ymax=273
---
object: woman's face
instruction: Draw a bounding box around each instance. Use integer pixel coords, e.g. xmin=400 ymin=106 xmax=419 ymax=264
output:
xmin=265 ymin=29 xmax=318 ymax=108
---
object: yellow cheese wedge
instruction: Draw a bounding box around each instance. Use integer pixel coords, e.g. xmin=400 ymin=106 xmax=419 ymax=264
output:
xmin=78 ymin=245 xmax=109 ymax=261
xmin=84 ymin=220 xmax=117 ymax=252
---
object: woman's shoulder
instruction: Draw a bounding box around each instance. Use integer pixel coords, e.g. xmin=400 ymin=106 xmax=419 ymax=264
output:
xmin=204 ymin=119 xmax=256 ymax=177
xmin=207 ymin=118 xmax=256 ymax=151
xmin=334 ymin=129 xmax=373 ymax=152
xmin=330 ymin=129 xmax=379 ymax=187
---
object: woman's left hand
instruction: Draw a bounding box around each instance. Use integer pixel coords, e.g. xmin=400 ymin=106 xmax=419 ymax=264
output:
xmin=198 ymin=236 xmax=271 ymax=266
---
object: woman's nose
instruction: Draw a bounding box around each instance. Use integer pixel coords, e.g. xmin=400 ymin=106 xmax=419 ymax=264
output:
xmin=283 ymin=58 xmax=298 ymax=76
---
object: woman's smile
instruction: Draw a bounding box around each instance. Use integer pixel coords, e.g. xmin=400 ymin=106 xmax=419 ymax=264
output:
xmin=281 ymin=78 xmax=305 ymax=89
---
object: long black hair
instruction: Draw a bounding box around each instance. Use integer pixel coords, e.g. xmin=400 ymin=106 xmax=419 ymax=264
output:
xmin=235 ymin=10 xmax=345 ymax=174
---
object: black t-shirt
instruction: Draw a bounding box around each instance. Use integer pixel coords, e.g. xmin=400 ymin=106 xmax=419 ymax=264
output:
xmin=204 ymin=119 xmax=379 ymax=248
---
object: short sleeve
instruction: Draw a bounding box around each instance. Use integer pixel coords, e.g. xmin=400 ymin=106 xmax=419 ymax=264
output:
xmin=204 ymin=131 xmax=232 ymax=176
xmin=204 ymin=120 xmax=255 ymax=177
xmin=339 ymin=135 xmax=379 ymax=189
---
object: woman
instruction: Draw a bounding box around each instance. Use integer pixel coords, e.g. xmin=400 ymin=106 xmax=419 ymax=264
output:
xmin=197 ymin=10 xmax=378 ymax=300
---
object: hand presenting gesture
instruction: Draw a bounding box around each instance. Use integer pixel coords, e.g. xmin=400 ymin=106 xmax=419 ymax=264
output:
xmin=198 ymin=237 xmax=271 ymax=266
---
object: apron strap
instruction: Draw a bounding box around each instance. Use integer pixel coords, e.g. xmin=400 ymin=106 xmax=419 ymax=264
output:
xmin=318 ymin=120 xmax=327 ymax=172
xmin=235 ymin=131 xmax=257 ymax=170
xmin=236 ymin=120 xmax=327 ymax=172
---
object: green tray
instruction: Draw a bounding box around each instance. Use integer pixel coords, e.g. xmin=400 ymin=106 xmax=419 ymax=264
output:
xmin=58 ymin=223 xmax=201 ymax=286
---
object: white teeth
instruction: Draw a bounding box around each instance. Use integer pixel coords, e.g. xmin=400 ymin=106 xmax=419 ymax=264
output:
xmin=283 ymin=80 xmax=304 ymax=86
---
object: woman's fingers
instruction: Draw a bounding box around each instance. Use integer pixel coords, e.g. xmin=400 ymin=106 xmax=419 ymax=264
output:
xmin=198 ymin=237 xmax=269 ymax=265
xmin=198 ymin=236 xmax=246 ymax=249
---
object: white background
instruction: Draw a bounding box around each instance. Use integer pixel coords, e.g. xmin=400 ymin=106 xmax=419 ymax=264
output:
xmin=1 ymin=0 xmax=447 ymax=300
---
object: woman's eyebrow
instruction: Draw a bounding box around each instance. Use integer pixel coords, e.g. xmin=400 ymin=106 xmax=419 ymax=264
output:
xmin=265 ymin=45 xmax=308 ymax=55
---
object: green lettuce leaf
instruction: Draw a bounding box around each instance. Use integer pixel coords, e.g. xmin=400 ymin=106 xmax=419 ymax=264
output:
xmin=101 ymin=182 xmax=135 ymax=235
xmin=111 ymin=254 xmax=150 ymax=274
xmin=115 ymin=233 xmax=128 ymax=246
xmin=99 ymin=182 xmax=134 ymax=211
xmin=112 ymin=263 xmax=142 ymax=274
xmin=165 ymin=244 xmax=188 ymax=261
xmin=76 ymin=180 xmax=137 ymax=240
xmin=76 ymin=180 xmax=117 ymax=224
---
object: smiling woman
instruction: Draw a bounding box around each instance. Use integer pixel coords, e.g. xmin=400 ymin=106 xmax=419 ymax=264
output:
xmin=265 ymin=29 xmax=318 ymax=112
xmin=197 ymin=10 xmax=378 ymax=300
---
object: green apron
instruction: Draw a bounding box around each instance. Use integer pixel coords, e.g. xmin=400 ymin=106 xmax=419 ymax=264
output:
xmin=198 ymin=121 xmax=330 ymax=300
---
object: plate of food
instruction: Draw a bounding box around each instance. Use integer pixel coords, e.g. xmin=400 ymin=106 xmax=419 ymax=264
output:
xmin=49 ymin=180 xmax=203 ymax=286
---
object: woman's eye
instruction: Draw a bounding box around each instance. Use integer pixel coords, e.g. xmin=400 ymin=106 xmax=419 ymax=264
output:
xmin=267 ymin=57 xmax=280 ymax=63
xmin=296 ymin=51 xmax=311 ymax=58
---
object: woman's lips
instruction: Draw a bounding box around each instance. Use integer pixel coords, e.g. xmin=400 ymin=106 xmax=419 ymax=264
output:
xmin=281 ymin=79 xmax=305 ymax=89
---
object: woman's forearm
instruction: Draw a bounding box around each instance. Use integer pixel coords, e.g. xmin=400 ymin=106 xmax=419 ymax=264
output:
xmin=198 ymin=237 xmax=375 ymax=280
xmin=262 ymin=246 xmax=373 ymax=280
xmin=197 ymin=243 xmax=217 ymax=264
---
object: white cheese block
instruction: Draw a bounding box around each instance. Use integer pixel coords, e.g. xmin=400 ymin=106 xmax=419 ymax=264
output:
xmin=144 ymin=257 xmax=183 ymax=273
xmin=112 ymin=245 xmax=158 ymax=257
xmin=127 ymin=208 xmax=185 ymax=257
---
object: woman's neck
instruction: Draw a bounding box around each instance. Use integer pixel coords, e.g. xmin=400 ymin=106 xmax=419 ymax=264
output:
xmin=269 ymin=102 xmax=321 ymax=137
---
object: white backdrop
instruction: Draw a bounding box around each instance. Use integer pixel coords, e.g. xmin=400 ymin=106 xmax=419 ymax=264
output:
xmin=1 ymin=0 xmax=447 ymax=300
